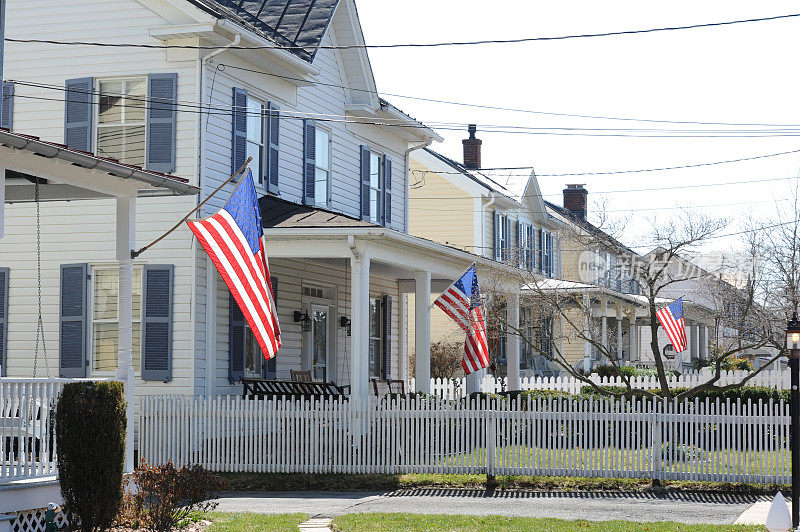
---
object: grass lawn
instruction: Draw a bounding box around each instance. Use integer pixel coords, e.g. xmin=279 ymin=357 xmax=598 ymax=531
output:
xmin=209 ymin=513 xmax=307 ymax=532
xmin=331 ymin=513 xmax=765 ymax=532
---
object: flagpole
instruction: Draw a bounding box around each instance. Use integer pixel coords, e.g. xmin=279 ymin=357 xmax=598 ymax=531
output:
xmin=429 ymin=262 xmax=477 ymax=310
xmin=131 ymin=156 xmax=253 ymax=258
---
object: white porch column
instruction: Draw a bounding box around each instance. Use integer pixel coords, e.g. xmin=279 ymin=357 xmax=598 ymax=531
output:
xmin=600 ymin=302 xmax=608 ymax=363
xmin=699 ymin=326 xmax=708 ymax=359
xmin=583 ymin=295 xmax=592 ymax=372
xmin=350 ymin=253 xmax=370 ymax=399
xmin=0 ymin=168 xmax=5 ymax=240
xmin=115 ymin=196 xmax=135 ymax=474
xmin=690 ymin=322 xmax=699 ymax=360
xmin=205 ymin=259 xmax=216 ymax=397
xmin=414 ymin=269 xmax=431 ymax=393
xmin=616 ymin=306 xmax=623 ymax=361
xmin=629 ymin=318 xmax=639 ymax=362
xmin=506 ymin=293 xmax=520 ymax=391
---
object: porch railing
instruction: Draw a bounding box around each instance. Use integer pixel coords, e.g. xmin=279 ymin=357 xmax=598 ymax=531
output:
xmin=0 ymin=378 xmax=111 ymax=484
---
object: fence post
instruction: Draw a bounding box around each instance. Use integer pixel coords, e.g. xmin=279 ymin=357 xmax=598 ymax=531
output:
xmin=652 ymin=399 xmax=663 ymax=485
xmin=486 ymin=398 xmax=497 ymax=486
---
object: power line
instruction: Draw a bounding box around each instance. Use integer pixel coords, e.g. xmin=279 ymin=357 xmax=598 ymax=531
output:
xmin=410 ymin=176 xmax=800 ymax=200
xmin=217 ymin=63 xmax=800 ymax=129
xmin=15 ymin=90 xmax=800 ymax=140
xmin=7 ymin=11 xmax=800 ymax=51
xmin=409 ymin=148 xmax=800 ymax=177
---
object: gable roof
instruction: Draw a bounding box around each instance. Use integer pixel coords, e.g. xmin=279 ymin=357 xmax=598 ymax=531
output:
xmin=422 ymin=148 xmax=516 ymax=198
xmin=259 ymin=194 xmax=373 ymax=228
xmin=544 ymin=200 xmax=636 ymax=255
xmin=188 ymin=0 xmax=339 ymax=62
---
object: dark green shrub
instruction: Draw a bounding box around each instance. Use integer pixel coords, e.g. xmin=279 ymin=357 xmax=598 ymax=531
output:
xmin=56 ymin=381 xmax=126 ymax=532
xmin=579 ymin=385 xmax=788 ymax=403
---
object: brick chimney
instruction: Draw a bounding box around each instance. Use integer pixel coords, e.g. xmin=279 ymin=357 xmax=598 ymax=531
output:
xmin=563 ymin=184 xmax=588 ymax=220
xmin=462 ymin=124 xmax=482 ymax=170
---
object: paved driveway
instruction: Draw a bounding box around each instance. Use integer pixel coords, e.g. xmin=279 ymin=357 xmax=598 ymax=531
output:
xmin=213 ymin=489 xmax=766 ymax=525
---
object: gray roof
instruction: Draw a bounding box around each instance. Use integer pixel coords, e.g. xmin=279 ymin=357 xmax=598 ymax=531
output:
xmin=259 ymin=195 xmax=373 ymax=228
xmin=189 ymin=0 xmax=340 ymax=62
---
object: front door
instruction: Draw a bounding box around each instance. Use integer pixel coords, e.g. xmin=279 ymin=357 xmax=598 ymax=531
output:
xmin=311 ymin=304 xmax=330 ymax=382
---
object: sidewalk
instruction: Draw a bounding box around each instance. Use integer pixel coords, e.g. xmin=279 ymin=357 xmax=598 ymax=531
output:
xmin=212 ymin=489 xmax=766 ymax=525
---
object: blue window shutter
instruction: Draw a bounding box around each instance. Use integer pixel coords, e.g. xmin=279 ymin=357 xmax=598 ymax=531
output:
xmin=537 ymin=228 xmax=544 ymax=273
xmin=382 ymin=295 xmax=392 ymax=379
xmin=267 ymin=102 xmax=280 ymax=194
xmin=383 ymin=156 xmax=392 ymax=226
xmin=146 ymin=73 xmax=177 ymax=173
xmin=228 ymin=291 xmax=245 ymax=383
xmin=231 ymin=87 xmax=248 ymax=175
xmin=1 ymin=82 xmax=14 ymax=131
xmin=264 ymin=276 xmax=278 ymax=379
xmin=0 ymin=268 xmax=8 ymax=376
xmin=59 ymin=264 xmax=88 ymax=378
xmin=64 ymin=78 xmax=94 ymax=152
xmin=516 ymin=220 xmax=524 ymax=268
xmin=360 ymin=145 xmax=371 ymax=220
xmin=141 ymin=265 xmax=173 ymax=381
xmin=303 ymin=119 xmax=316 ymax=205
xmin=493 ymin=211 xmax=501 ymax=261
xmin=527 ymin=224 xmax=535 ymax=271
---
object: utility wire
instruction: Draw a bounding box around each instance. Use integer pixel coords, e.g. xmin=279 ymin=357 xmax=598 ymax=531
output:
xmin=7 ymin=12 xmax=800 ymax=50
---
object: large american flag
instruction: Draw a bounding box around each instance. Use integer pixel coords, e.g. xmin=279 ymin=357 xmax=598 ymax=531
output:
xmin=656 ymin=298 xmax=687 ymax=353
xmin=433 ymin=265 xmax=490 ymax=375
xmin=187 ymin=169 xmax=281 ymax=361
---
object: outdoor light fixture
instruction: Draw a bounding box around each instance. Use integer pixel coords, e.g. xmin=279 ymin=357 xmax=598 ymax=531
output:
xmin=340 ymin=316 xmax=352 ymax=336
xmin=786 ymin=312 xmax=800 ymax=529
xmin=293 ymin=311 xmax=311 ymax=332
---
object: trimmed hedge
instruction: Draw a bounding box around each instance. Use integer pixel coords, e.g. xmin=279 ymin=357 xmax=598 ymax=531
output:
xmin=579 ymin=385 xmax=789 ymax=403
xmin=56 ymin=381 xmax=126 ymax=532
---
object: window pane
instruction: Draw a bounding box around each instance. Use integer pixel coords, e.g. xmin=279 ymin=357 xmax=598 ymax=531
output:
xmin=369 ymin=339 xmax=380 ymax=377
xmin=312 ymin=309 xmax=327 ymax=381
xmin=247 ymin=141 xmax=262 ymax=183
xmin=98 ymin=81 xmax=123 ymax=124
xmin=315 ymin=129 xmax=329 ymax=168
xmin=244 ymin=327 xmax=262 ymax=377
xmin=124 ymin=79 xmax=146 ymax=123
xmin=369 ymin=298 xmax=379 ymax=338
xmin=94 ymin=322 xmax=118 ymax=372
xmin=246 ymin=98 xmax=263 ymax=143
xmin=94 ymin=270 xmax=118 ymax=320
xmin=314 ymin=168 xmax=327 ymax=207
xmin=370 ymin=152 xmax=380 ymax=188
xmin=370 ymin=190 xmax=379 ymax=224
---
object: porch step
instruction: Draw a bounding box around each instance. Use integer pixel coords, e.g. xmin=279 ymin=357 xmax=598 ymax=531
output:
xmin=299 ymin=517 xmax=332 ymax=531
xmin=0 ymin=476 xmax=61 ymax=514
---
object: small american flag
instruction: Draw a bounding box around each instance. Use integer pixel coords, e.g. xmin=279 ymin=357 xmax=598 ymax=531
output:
xmin=433 ymin=265 xmax=490 ymax=375
xmin=187 ymin=169 xmax=281 ymax=361
xmin=656 ymin=298 xmax=687 ymax=353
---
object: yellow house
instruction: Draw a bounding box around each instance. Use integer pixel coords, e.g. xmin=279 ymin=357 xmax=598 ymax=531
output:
xmin=407 ymin=126 xmax=564 ymax=387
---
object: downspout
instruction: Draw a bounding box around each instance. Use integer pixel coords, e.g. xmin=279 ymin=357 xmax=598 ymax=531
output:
xmin=482 ymin=192 xmax=497 ymax=258
xmin=199 ymin=32 xmax=240 ymax=398
xmin=404 ymin=138 xmax=434 ymax=234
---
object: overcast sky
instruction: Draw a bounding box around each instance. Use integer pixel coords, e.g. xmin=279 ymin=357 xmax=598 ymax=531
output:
xmin=356 ymin=1 xmax=800 ymax=262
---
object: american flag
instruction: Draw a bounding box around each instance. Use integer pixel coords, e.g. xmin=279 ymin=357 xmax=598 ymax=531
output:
xmin=656 ymin=298 xmax=687 ymax=353
xmin=433 ymin=265 xmax=490 ymax=375
xmin=187 ymin=169 xmax=281 ymax=361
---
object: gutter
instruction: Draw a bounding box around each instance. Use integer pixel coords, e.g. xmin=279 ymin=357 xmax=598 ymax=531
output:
xmin=0 ymin=131 xmax=198 ymax=196
xmin=404 ymin=138 xmax=434 ymax=234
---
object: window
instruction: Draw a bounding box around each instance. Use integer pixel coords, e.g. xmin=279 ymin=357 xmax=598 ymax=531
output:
xmin=246 ymin=95 xmax=266 ymax=185
xmin=243 ymin=325 xmax=262 ymax=378
xmin=314 ymin=128 xmax=331 ymax=207
xmin=369 ymin=296 xmax=383 ymax=378
xmin=495 ymin=212 xmax=510 ymax=262
xmin=519 ymin=222 xmax=534 ymax=270
xmin=97 ymin=78 xmax=147 ymax=166
xmin=369 ymin=152 xmax=383 ymax=224
xmin=91 ymin=266 xmax=142 ymax=372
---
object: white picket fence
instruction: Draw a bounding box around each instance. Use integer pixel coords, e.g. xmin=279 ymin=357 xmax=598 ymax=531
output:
xmin=414 ymin=369 xmax=791 ymax=399
xmin=138 ymin=394 xmax=791 ymax=483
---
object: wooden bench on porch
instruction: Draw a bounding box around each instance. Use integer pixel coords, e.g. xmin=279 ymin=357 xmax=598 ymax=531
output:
xmin=241 ymin=378 xmax=350 ymax=401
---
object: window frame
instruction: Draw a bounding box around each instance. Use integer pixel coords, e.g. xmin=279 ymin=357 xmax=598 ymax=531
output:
xmin=368 ymin=295 xmax=384 ymax=378
xmin=245 ymin=93 xmax=268 ymax=187
xmin=88 ymin=264 xmax=144 ymax=375
xmin=95 ymin=76 xmax=148 ymax=167
xmin=242 ymin=323 xmax=263 ymax=378
xmin=314 ymin=126 xmax=332 ymax=207
xmin=368 ymin=151 xmax=384 ymax=225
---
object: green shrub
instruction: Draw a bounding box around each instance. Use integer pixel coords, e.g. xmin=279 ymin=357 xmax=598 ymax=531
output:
xmin=132 ymin=460 xmax=222 ymax=532
xmin=56 ymin=381 xmax=126 ymax=532
xmin=579 ymin=385 xmax=788 ymax=403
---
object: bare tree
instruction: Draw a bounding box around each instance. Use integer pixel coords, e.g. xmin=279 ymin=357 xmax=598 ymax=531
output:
xmin=479 ymin=209 xmax=785 ymax=400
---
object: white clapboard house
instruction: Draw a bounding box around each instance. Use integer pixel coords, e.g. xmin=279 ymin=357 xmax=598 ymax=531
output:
xmin=0 ymin=0 xmax=477 ymax=402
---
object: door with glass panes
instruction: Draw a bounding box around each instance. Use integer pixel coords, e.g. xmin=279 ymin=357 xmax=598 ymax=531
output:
xmin=309 ymin=304 xmax=330 ymax=381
